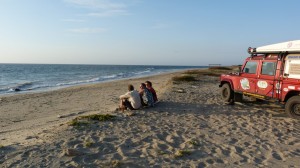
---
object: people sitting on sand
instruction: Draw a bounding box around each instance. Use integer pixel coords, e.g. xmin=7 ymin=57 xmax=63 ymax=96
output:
xmin=139 ymin=83 xmax=154 ymax=107
xmin=119 ymin=84 xmax=142 ymax=111
xmin=145 ymin=81 xmax=158 ymax=102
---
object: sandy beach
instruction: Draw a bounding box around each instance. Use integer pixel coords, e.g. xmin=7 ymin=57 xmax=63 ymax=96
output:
xmin=1 ymin=68 xmax=300 ymax=168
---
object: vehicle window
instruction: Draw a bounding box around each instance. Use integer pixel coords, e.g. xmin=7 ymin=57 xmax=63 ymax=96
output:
xmin=261 ymin=62 xmax=276 ymax=76
xmin=243 ymin=61 xmax=258 ymax=74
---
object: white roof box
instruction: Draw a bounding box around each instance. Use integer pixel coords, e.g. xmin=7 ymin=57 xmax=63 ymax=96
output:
xmin=248 ymin=40 xmax=300 ymax=54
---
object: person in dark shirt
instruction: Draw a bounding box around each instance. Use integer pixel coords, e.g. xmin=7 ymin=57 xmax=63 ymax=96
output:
xmin=145 ymin=81 xmax=158 ymax=102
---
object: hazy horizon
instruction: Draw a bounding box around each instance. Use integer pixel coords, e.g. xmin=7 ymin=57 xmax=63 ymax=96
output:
xmin=1 ymin=0 xmax=300 ymax=66
xmin=0 ymin=62 xmax=208 ymax=66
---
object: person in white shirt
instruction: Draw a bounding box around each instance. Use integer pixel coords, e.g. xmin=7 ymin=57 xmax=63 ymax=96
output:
xmin=119 ymin=84 xmax=142 ymax=111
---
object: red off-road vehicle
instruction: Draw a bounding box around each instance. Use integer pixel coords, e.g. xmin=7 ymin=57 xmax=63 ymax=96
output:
xmin=219 ymin=40 xmax=300 ymax=119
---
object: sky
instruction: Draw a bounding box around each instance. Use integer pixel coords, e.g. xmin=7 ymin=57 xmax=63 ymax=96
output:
xmin=1 ymin=0 xmax=300 ymax=66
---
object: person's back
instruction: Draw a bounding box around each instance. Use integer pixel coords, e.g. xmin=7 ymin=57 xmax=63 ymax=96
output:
xmin=127 ymin=89 xmax=142 ymax=109
xmin=119 ymin=84 xmax=142 ymax=110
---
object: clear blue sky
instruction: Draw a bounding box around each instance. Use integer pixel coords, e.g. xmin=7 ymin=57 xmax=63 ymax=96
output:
xmin=1 ymin=0 xmax=300 ymax=66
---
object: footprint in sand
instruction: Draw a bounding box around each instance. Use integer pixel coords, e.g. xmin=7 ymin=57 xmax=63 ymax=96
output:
xmin=229 ymin=138 xmax=239 ymax=145
xmin=272 ymin=151 xmax=285 ymax=161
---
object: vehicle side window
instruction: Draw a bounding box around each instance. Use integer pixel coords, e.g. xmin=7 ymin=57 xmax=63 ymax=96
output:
xmin=243 ymin=61 xmax=258 ymax=74
xmin=261 ymin=62 xmax=276 ymax=76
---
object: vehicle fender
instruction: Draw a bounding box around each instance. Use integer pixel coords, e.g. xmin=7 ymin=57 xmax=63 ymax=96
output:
xmin=220 ymin=79 xmax=234 ymax=90
xmin=284 ymin=90 xmax=300 ymax=102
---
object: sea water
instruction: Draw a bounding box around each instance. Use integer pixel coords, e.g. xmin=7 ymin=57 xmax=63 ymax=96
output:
xmin=0 ymin=64 xmax=206 ymax=95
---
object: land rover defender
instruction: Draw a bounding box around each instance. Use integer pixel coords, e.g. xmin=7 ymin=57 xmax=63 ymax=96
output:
xmin=219 ymin=40 xmax=300 ymax=119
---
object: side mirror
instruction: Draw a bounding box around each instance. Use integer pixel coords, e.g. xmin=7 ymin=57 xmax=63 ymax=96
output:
xmin=245 ymin=68 xmax=249 ymax=73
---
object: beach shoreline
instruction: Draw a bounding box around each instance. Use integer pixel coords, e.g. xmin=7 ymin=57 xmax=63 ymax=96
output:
xmin=0 ymin=68 xmax=203 ymax=97
xmin=0 ymin=64 xmax=205 ymax=96
xmin=0 ymin=70 xmax=185 ymax=146
xmin=1 ymin=68 xmax=300 ymax=167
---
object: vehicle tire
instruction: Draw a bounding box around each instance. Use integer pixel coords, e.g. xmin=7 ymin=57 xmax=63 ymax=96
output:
xmin=285 ymin=96 xmax=300 ymax=119
xmin=221 ymin=83 xmax=233 ymax=103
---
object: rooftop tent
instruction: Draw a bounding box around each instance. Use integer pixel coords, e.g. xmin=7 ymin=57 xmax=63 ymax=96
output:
xmin=248 ymin=40 xmax=300 ymax=54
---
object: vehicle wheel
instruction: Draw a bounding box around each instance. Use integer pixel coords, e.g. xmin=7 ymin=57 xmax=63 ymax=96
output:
xmin=285 ymin=96 xmax=300 ymax=119
xmin=221 ymin=83 xmax=233 ymax=103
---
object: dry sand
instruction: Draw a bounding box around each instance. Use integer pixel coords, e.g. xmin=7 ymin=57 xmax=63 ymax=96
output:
xmin=1 ymin=70 xmax=300 ymax=168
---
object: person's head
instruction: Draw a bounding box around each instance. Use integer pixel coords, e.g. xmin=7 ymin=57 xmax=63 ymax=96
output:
xmin=128 ymin=84 xmax=134 ymax=91
xmin=145 ymin=81 xmax=152 ymax=88
xmin=140 ymin=83 xmax=146 ymax=89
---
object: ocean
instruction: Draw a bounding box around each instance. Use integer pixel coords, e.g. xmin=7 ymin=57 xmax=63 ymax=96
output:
xmin=0 ymin=64 xmax=206 ymax=95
